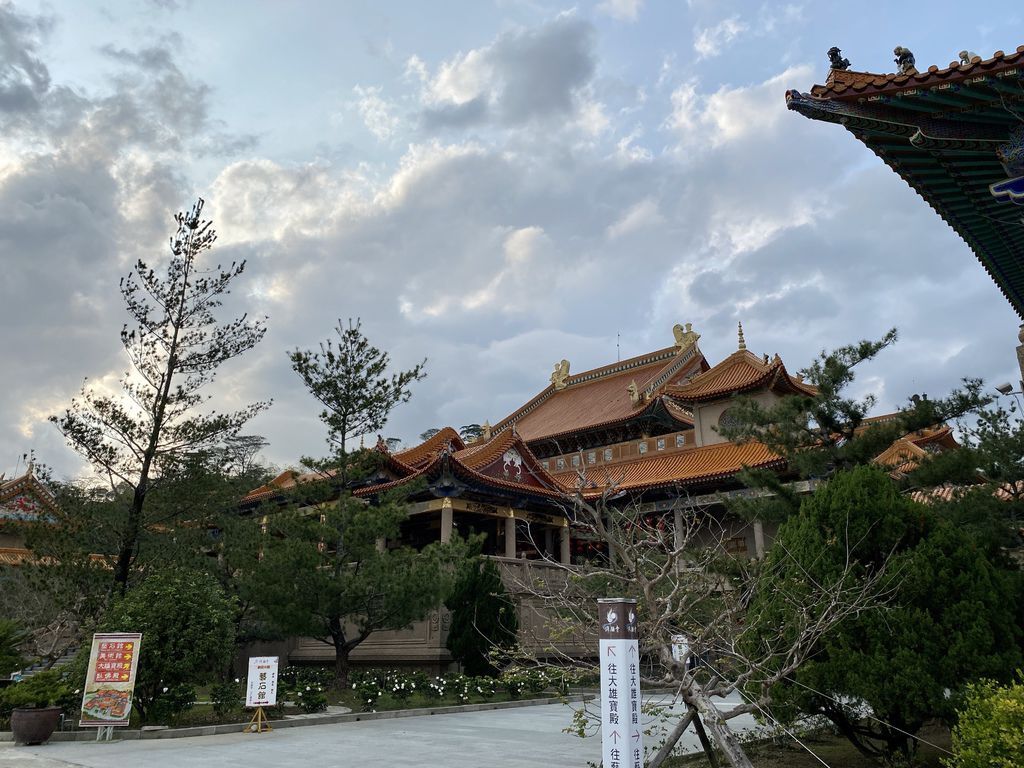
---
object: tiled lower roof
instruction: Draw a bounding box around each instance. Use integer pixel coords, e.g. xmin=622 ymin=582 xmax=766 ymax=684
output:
xmin=551 ymin=440 xmax=784 ymax=497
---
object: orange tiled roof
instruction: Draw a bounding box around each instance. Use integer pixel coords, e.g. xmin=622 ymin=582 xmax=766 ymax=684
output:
xmin=494 ymin=343 xmax=706 ymax=443
xmin=0 ymin=547 xmax=32 ymax=566
xmin=354 ymin=427 xmax=567 ymax=501
xmin=551 ymin=440 xmax=784 ymax=497
xmin=240 ymin=467 xmax=340 ymax=505
xmin=909 ymin=480 xmax=1024 ymax=505
xmin=393 ymin=427 xmax=465 ymax=468
xmin=666 ymin=350 xmax=816 ymax=404
xmin=809 ymin=46 xmax=1024 ymax=101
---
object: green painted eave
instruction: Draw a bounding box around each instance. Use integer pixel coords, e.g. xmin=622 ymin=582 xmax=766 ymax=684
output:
xmin=786 ymin=70 xmax=1024 ymax=318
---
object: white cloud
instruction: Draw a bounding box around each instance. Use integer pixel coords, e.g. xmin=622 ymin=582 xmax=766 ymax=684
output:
xmin=353 ymin=85 xmax=400 ymax=141
xmin=597 ymin=0 xmax=644 ymax=22
xmin=693 ymin=17 xmax=749 ymax=60
xmin=664 ymin=65 xmax=814 ymax=151
xmin=607 ymin=198 xmax=663 ymax=239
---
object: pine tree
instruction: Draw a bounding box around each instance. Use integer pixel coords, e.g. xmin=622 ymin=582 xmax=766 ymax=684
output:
xmin=50 ymin=199 xmax=269 ymax=591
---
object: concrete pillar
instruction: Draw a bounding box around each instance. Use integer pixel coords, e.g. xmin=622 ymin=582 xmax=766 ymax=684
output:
xmin=544 ymin=527 xmax=554 ymax=557
xmin=673 ymin=507 xmax=684 ymax=551
xmin=441 ymin=500 xmax=453 ymax=544
xmin=753 ymin=519 xmax=766 ymax=559
xmin=505 ymin=516 xmax=516 ymax=558
xmin=560 ymin=525 xmax=571 ymax=565
xmin=375 ymin=537 xmax=386 ymax=552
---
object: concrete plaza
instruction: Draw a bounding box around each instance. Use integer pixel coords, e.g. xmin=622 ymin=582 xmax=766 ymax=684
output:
xmin=0 ymin=697 xmax=759 ymax=768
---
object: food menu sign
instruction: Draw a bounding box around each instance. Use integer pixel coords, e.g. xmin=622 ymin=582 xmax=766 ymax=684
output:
xmin=79 ymin=632 xmax=142 ymax=727
xmin=598 ymin=599 xmax=643 ymax=768
xmin=245 ymin=656 xmax=279 ymax=707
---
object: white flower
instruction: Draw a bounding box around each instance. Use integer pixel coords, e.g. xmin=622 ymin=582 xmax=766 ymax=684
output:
xmin=162 ymin=687 xmax=168 ymax=693
xmin=234 ymin=678 xmax=240 ymax=683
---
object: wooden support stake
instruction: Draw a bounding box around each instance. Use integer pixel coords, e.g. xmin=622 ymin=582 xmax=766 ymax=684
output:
xmin=247 ymin=706 xmax=272 ymax=733
xmin=692 ymin=709 xmax=722 ymax=768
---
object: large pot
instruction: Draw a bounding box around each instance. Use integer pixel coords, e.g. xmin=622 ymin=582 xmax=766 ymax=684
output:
xmin=11 ymin=707 xmax=63 ymax=745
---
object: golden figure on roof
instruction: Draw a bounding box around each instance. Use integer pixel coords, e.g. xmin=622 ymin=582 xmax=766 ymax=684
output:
xmin=627 ymin=379 xmax=642 ymax=406
xmin=673 ymin=322 xmax=700 ymax=349
xmin=737 ymin=322 xmax=746 ymax=351
xmin=550 ymin=359 xmax=570 ymax=390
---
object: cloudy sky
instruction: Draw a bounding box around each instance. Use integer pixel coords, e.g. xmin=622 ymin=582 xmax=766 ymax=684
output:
xmin=2 ymin=0 xmax=1022 ymax=480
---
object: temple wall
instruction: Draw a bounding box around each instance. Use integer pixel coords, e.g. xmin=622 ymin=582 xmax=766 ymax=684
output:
xmin=692 ymin=391 xmax=780 ymax=447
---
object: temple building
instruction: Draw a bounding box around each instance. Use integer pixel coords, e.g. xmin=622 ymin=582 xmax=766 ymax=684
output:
xmin=0 ymin=463 xmax=58 ymax=566
xmin=240 ymin=323 xmax=855 ymax=669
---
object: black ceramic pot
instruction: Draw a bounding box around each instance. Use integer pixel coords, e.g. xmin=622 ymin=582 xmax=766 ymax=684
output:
xmin=10 ymin=707 xmax=62 ymax=745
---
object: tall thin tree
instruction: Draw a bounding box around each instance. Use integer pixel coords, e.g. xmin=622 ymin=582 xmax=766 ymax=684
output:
xmin=51 ymin=199 xmax=270 ymax=591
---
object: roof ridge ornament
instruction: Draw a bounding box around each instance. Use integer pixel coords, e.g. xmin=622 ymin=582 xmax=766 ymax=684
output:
xmin=627 ymin=379 xmax=642 ymax=406
xmin=737 ymin=322 xmax=746 ymax=351
xmin=672 ymin=322 xmax=700 ymax=349
xmin=550 ymin=359 xmax=570 ymax=390
xmin=894 ymin=46 xmax=917 ymax=75
xmin=827 ymin=46 xmax=850 ymax=71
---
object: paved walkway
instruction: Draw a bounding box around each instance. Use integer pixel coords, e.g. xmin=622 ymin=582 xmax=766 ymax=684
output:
xmin=0 ymin=697 xmax=758 ymax=768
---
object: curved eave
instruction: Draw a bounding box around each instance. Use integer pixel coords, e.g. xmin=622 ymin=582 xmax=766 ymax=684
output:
xmin=524 ymin=394 xmax=693 ymax=449
xmin=354 ymin=451 xmax=568 ymax=503
xmin=786 ymin=86 xmax=1024 ymax=319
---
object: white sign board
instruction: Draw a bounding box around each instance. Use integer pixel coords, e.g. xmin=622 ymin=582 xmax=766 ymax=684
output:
xmin=599 ymin=599 xmax=643 ymax=768
xmin=245 ymin=656 xmax=279 ymax=707
xmin=671 ymin=634 xmax=689 ymax=664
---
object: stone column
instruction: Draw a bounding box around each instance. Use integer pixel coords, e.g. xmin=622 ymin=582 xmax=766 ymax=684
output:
xmin=753 ymin=519 xmax=766 ymax=559
xmin=673 ymin=507 xmax=684 ymax=551
xmin=441 ymin=499 xmax=453 ymax=544
xmin=505 ymin=516 xmax=516 ymax=558
xmin=544 ymin=527 xmax=554 ymax=557
xmin=375 ymin=537 xmax=386 ymax=552
xmin=560 ymin=525 xmax=571 ymax=565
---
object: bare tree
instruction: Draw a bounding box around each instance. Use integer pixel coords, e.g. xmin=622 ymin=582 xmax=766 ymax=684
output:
xmin=504 ymin=475 xmax=896 ymax=768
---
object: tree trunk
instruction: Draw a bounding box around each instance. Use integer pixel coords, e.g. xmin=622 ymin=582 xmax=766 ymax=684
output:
xmin=114 ymin=485 xmax=147 ymax=592
xmin=333 ymin=643 xmax=351 ymax=690
xmin=685 ymin=684 xmax=754 ymax=768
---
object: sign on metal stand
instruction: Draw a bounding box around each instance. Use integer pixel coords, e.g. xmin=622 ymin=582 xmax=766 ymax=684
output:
xmin=599 ymin=598 xmax=643 ymax=768
xmin=79 ymin=632 xmax=143 ymax=738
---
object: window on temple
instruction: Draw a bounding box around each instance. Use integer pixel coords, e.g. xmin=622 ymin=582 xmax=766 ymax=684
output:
xmin=587 ymin=451 xmax=596 ymax=464
xmin=656 ymin=438 xmax=665 ymax=451
xmin=556 ymin=457 xmax=566 ymax=470
xmin=571 ymin=454 xmax=580 ymax=467
xmin=603 ymin=448 xmax=613 ymax=461
xmin=676 ymin=434 xmax=685 ymax=448
xmin=638 ymin=441 xmax=648 ymax=454
xmin=542 ymin=461 xmax=549 ymax=470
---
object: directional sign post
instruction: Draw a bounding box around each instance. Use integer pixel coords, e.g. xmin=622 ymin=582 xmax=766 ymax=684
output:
xmin=598 ymin=598 xmax=642 ymax=768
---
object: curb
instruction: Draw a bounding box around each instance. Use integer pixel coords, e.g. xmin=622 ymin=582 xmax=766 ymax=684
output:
xmin=1 ymin=694 xmax=592 ymax=743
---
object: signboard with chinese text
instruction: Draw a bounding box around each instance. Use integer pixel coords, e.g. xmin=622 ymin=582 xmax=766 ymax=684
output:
xmin=599 ymin=599 xmax=643 ymax=768
xmin=245 ymin=656 xmax=279 ymax=707
xmin=79 ymin=633 xmax=142 ymax=727
xmin=671 ymin=634 xmax=689 ymax=664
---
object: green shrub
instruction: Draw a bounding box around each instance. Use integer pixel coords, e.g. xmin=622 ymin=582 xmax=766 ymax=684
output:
xmin=0 ymin=620 xmax=26 ymax=677
xmin=211 ymin=680 xmax=243 ymax=718
xmin=102 ymin=570 xmax=235 ymax=723
xmin=296 ymin=684 xmax=328 ymax=713
xmin=945 ymin=675 xmax=1024 ymax=768
xmin=0 ymin=670 xmax=70 ymax=711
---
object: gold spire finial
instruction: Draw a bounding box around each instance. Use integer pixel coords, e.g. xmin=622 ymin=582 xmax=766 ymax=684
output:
xmin=737 ymin=322 xmax=746 ymax=351
xmin=482 ymin=421 xmax=492 ymax=440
